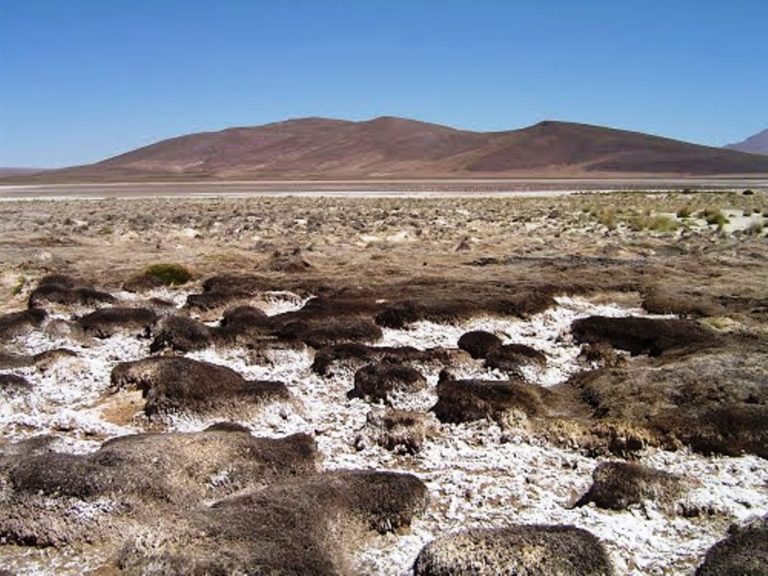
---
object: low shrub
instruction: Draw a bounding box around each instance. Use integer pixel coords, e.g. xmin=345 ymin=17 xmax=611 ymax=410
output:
xmin=11 ymin=276 xmax=26 ymax=296
xmin=143 ymin=263 xmax=192 ymax=286
xmin=648 ymin=215 xmax=680 ymax=233
xmin=745 ymin=220 xmax=764 ymax=236
xmin=598 ymin=209 xmax=617 ymax=231
xmin=698 ymin=208 xmax=729 ymax=231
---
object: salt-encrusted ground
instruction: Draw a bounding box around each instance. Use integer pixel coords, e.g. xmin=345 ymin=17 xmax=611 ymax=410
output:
xmin=2 ymin=288 xmax=766 ymax=575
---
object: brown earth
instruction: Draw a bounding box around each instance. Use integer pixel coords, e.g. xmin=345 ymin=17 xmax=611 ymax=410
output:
xmin=11 ymin=117 xmax=768 ymax=182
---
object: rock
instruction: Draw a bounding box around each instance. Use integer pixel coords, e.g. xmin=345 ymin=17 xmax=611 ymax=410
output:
xmin=111 ymin=356 xmax=290 ymax=417
xmin=572 ymin=316 xmax=719 ymax=356
xmin=27 ymin=274 xmax=115 ymax=309
xmin=0 ymin=308 xmax=46 ymax=339
xmin=348 ymin=362 xmax=427 ymax=404
xmin=149 ymin=315 xmax=212 ymax=352
xmin=432 ymin=377 xmax=550 ymax=424
xmin=77 ymin=307 xmax=158 ymax=338
xmin=359 ymin=409 xmax=439 ymax=454
xmin=457 ymin=330 xmax=502 ymax=359
xmin=696 ymin=516 xmax=768 ymax=575
xmin=575 ymin=461 xmax=684 ymax=511
xmin=413 ymin=525 xmax=614 ymax=576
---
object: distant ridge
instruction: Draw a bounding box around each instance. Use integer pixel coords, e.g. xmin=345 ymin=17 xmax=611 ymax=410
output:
xmin=726 ymin=129 xmax=768 ymax=155
xmin=0 ymin=167 xmax=48 ymax=177
xmin=13 ymin=117 xmax=768 ymax=181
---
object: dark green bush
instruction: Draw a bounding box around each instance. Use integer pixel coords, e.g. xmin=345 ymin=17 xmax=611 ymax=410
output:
xmin=143 ymin=263 xmax=192 ymax=286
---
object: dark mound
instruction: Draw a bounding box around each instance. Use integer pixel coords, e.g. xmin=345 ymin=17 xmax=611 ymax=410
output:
xmin=1 ymin=430 xmax=318 ymax=547
xmin=696 ymin=516 xmax=768 ymax=575
xmin=8 ymin=431 xmax=316 ymax=503
xmin=653 ymin=403 xmax=768 ymax=458
xmin=0 ymin=348 xmax=75 ymax=370
xmin=149 ymin=314 xmax=212 ymax=352
xmin=274 ymin=316 xmax=382 ymax=348
xmin=0 ymin=373 xmax=33 ymax=394
xmin=413 ymin=525 xmax=614 ymax=576
xmin=642 ymin=288 xmax=724 ymax=318
xmin=432 ymin=377 xmax=550 ymax=424
xmin=266 ymin=248 xmax=311 ymax=272
xmin=575 ymin=461 xmax=683 ymax=511
xmin=111 ymin=356 xmax=289 ymax=417
xmin=485 ymin=343 xmax=546 ymax=372
xmin=213 ymin=305 xmax=272 ymax=344
xmin=348 ymin=362 xmax=427 ymax=403
xmin=0 ymin=308 xmax=46 ymax=339
xmin=572 ymin=316 xmax=719 ymax=356
xmin=457 ymin=330 xmax=502 ymax=359
xmin=28 ymin=275 xmax=115 ymax=309
xmin=311 ymin=343 xmax=460 ymax=376
xmin=359 ymin=409 xmax=439 ymax=454
xmin=375 ymin=291 xmax=555 ymax=329
xmin=184 ymin=274 xmax=273 ymax=313
xmin=570 ymin=346 xmax=768 ymax=457
xmin=119 ymin=469 xmax=428 ymax=576
xmin=77 ymin=307 xmax=158 ymax=338
xmin=205 ymin=421 xmax=251 ymax=433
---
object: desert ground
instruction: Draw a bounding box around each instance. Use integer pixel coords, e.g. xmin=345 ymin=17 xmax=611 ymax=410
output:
xmin=0 ymin=184 xmax=767 ymax=575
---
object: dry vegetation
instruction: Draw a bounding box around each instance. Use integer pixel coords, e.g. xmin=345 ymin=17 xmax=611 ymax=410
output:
xmin=1 ymin=188 xmax=767 ymax=575
xmin=1 ymin=190 xmax=767 ymax=309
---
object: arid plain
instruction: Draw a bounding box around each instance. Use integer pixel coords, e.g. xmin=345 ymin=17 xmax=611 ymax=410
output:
xmin=1 ymin=183 xmax=767 ymax=575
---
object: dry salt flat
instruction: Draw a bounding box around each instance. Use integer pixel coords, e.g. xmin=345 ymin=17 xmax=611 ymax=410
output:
xmin=1 ymin=289 xmax=767 ymax=575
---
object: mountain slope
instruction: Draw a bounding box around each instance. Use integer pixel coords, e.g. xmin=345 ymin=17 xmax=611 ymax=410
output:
xmin=726 ymin=129 xmax=768 ymax=155
xmin=32 ymin=117 xmax=768 ymax=180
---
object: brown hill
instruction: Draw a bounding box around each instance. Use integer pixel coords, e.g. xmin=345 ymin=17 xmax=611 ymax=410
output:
xmin=726 ymin=128 xmax=768 ymax=155
xmin=23 ymin=117 xmax=768 ymax=180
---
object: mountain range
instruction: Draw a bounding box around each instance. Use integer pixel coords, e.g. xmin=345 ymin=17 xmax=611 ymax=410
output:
xmin=726 ymin=129 xmax=768 ymax=155
xmin=10 ymin=118 xmax=768 ymax=181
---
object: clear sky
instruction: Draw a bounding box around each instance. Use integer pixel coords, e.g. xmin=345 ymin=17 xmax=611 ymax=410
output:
xmin=1 ymin=0 xmax=766 ymax=167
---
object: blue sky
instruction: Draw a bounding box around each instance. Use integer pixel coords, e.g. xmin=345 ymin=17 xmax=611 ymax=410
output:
xmin=1 ymin=0 xmax=766 ymax=167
